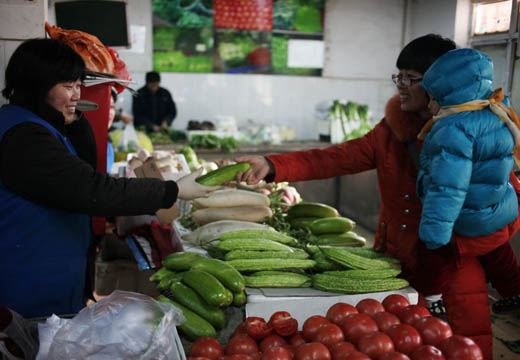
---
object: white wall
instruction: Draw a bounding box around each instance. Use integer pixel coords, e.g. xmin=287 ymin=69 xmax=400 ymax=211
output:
xmin=0 ymin=0 xmax=48 ymax=105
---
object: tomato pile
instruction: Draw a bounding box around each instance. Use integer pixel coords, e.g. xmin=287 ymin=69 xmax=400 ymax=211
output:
xmin=187 ymin=294 xmax=484 ymax=360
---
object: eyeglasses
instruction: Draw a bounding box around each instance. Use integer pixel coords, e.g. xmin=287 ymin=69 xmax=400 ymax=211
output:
xmin=391 ymin=74 xmax=423 ymax=87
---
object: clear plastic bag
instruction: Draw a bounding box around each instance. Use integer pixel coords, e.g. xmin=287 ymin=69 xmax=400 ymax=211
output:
xmin=117 ymin=123 xmax=141 ymax=153
xmin=36 ymin=290 xmax=186 ymax=360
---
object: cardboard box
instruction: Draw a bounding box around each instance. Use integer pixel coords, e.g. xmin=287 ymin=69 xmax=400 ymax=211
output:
xmin=245 ymin=286 xmax=418 ymax=329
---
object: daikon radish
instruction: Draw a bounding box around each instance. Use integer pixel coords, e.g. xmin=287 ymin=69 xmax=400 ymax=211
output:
xmin=192 ymin=206 xmax=273 ymax=225
xmin=181 ymin=220 xmax=274 ymax=246
xmin=193 ymin=189 xmax=270 ymax=208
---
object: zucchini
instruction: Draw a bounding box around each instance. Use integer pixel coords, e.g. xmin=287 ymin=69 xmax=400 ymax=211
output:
xmin=244 ymin=272 xmax=311 ymax=288
xmin=226 ymin=258 xmax=316 ymax=272
xmin=191 ymin=257 xmax=246 ymax=292
xmin=149 ymin=267 xmax=175 ymax=282
xmin=156 ymin=272 xmax=183 ymax=291
xmin=157 ymin=295 xmax=216 ymax=340
xmin=288 ymin=202 xmax=339 ymax=219
xmin=312 ymin=274 xmax=409 ymax=294
xmin=290 ymin=217 xmax=320 ymax=229
xmin=182 ymin=269 xmax=232 ymax=307
xmin=162 ymin=252 xmax=203 ymax=271
xmin=321 ymin=247 xmax=395 ymax=270
xmin=196 ymin=162 xmax=252 ymax=186
xmin=169 ymin=281 xmax=226 ymax=329
xmin=220 ymin=229 xmax=299 ymax=246
xmin=322 ymin=268 xmax=402 ymax=279
xmin=232 ymin=290 xmax=247 ymax=307
xmin=224 ymin=250 xmax=309 ymax=261
xmin=310 ymin=232 xmax=366 ymax=247
xmin=216 ymin=238 xmax=295 ymax=252
xmin=310 ymin=217 xmax=356 ymax=235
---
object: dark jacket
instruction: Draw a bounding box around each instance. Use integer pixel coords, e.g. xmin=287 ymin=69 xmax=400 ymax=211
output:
xmin=132 ymin=86 xmax=177 ymax=132
xmin=0 ymin=104 xmax=178 ymax=217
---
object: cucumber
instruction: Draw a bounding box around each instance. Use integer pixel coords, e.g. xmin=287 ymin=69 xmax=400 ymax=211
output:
xmin=162 ymin=252 xmax=203 ymax=271
xmin=310 ymin=232 xmax=366 ymax=247
xmin=149 ymin=267 xmax=175 ymax=282
xmin=191 ymin=257 xmax=246 ymax=293
xmin=157 ymin=295 xmax=216 ymax=340
xmin=310 ymin=217 xmax=356 ymax=235
xmin=156 ymin=272 xmax=184 ymax=291
xmin=169 ymin=281 xmax=226 ymax=329
xmin=287 ymin=202 xmax=339 ymax=218
xmin=232 ymin=290 xmax=247 ymax=307
xmin=182 ymin=269 xmax=232 ymax=307
xmin=196 ymin=162 xmax=252 ymax=186
xmin=290 ymin=216 xmax=320 ymax=229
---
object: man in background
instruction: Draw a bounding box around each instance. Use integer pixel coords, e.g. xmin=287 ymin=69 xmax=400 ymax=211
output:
xmin=132 ymin=71 xmax=177 ymax=132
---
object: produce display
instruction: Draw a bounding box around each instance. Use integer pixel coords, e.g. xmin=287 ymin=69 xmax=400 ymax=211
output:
xmin=184 ymin=295 xmax=483 ymax=360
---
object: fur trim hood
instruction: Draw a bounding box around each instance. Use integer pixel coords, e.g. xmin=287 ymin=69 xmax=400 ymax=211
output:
xmin=384 ymin=94 xmax=427 ymax=142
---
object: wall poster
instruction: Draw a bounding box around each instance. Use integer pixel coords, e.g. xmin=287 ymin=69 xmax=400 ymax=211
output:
xmin=152 ymin=0 xmax=325 ymax=76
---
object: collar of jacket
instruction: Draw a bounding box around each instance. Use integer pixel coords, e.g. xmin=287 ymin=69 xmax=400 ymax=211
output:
xmin=384 ymin=94 xmax=427 ymax=142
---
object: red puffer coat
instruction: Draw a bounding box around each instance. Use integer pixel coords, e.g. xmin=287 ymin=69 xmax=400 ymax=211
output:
xmin=267 ymin=94 xmax=513 ymax=359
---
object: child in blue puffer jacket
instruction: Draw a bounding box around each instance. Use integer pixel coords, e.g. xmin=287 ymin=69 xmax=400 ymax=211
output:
xmin=417 ymin=48 xmax=520 ymax=315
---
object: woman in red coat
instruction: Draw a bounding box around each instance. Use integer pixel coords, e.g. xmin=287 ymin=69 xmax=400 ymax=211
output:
xmin=236 ymin=34 xmax=517 ymax=360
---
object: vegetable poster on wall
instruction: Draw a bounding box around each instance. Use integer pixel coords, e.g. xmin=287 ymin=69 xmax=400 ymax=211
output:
xmin=152 ymin=0 xmax=325 ymax=76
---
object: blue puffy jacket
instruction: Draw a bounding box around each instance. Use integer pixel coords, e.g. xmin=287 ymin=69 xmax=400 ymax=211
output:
xmin=418 ymin=48 xmax=518 ymax=249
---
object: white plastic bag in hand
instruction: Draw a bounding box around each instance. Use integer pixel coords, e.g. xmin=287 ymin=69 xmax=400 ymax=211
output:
xmin=177 ymin=168 xmax=220 ymax=200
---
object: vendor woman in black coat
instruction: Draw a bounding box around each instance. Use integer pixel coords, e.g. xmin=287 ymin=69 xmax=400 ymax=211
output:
xmin=0 ymin=38 xmax=215 ymax=318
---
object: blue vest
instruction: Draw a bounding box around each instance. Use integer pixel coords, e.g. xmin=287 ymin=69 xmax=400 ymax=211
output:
xmin=0 ymin=104 xmax=91 ymax=318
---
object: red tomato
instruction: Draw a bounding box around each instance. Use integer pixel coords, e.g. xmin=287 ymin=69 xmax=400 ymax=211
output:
xmin=295 ymin=342 xmax=331 ymax=360
xmin=225 ymin=335 xmax=259 ymax=355
xmin=335 ymin=351 xmax=370 ymax=360
xmin=382 ymin=295 xmax=411 ymax=316
xmin=269 ymin=311 xmax=298 ymax=337
xmin=282 ymin=345 xmax=295 ymax=359
xmin=378 ymin=352 xmax=411 ymax=360
xmin=261 ymin=346 xmax=292 ymax=360
xmin=356 ymin=298 xmax=385 ymax=316
xmin=397 ymin=305 xmax=430 ymax=325
xmin=259 ymin=334 xmax=288 ymax=353
xmin=313 ymin=323 xmax=345 ymax=348
xmin=190 ymin=337 xmax=224 ymax=359
xmin=326 ymin=303 xmax=358 ymax=325
xmin=245 ymin=317 xmax=273 ymax=340
xmin=235 ymin=322 xmax=248 ymax=336
xmin=338 ymin=313 xmax=379 ymax=345
xmin=302 ymin=315 xmax=331 ymax=341
xmin=439 ymin=335 xmax=483 ymax=360
xmin=413 ymin=317 xmax=453 ymax=347
xmin=289 ymin=332 xmax=306 ymax=347
xmin=328 ymin=341 xmax=356 ymax=360
xmin=372 ymin=312 xmax=401 ymax=332
xmin=357 ymin=331 xmax=395 ymax=359
xmin=410 ymin=345 xmax=446 ymax=360
xmin=385 ymin=324 xmax=422 ymax=355
xmin=187 ymin=357 xmax=211 ymax=360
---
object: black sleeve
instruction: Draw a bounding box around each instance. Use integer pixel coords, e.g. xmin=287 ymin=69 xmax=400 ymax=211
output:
xmin=0 ymin=123 xmax=178 ymax=217
xmin=165 ymin=91 xmax=177 ymax=125
xmin=65 ymin=113 xmax=97 ymax=169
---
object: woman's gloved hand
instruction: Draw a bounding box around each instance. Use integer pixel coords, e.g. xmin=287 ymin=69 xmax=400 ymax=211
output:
xmin=177 ymin=168 xmax=220 ymax=200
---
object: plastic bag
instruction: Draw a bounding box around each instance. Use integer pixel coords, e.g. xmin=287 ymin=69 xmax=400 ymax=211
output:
xmin=0 ymin=305 xmax=39 ymax=360
xmin=117 ymin=123 xmax=141 ymax=153
xmin=36 ymin=290 xmax=186 ymax=360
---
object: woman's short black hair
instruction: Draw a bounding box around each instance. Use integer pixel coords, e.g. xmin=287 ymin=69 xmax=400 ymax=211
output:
xmin=396 ymin=34 xmax=456 ymax=74
xmin=2 ymin=38 xmax=86 ymax=106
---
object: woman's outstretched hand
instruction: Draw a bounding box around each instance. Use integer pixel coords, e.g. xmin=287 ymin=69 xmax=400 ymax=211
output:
xmin=177 ymin=168 xmax=220 ymax=200
xmin=235 ymin=155 xmax=273 ymax=184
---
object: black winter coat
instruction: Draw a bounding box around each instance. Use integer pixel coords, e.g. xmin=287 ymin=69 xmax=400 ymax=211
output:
xmin=132 ymin=86 xmax=177 ymax=131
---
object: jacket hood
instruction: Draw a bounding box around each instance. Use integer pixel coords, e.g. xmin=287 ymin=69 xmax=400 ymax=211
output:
xmin=384 ymin=94 xmax=426 ymax=142
xmin=421 ymin=48 xmax=494 ymax=106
